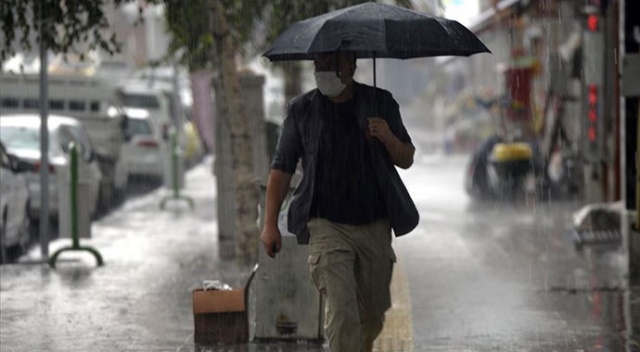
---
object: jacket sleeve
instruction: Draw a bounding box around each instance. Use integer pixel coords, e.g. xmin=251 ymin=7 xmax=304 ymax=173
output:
xmin=383 ymin=91 xmax=412 ymax=144
xmin=270 ymin=101 xmax=303 ymax=174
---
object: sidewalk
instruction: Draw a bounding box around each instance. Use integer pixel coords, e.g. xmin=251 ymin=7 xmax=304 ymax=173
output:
xmin=0 ymin=157 xmax=325 ymax=352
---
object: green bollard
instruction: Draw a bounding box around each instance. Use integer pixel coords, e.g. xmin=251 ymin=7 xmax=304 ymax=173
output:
xmin=49 ymin=143 xmax=104 ymax=268
xmin=160 ymin=126 xmax=195 ymax=210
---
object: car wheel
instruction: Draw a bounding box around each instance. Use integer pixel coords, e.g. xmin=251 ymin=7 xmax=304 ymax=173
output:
xmin=17 ymin=206 xmax=32 ymax=255
xmin=96 ymin=182 xmax=113 ymax=218
xmin=112 ymin=185 xmax=126 ymax=207
xmin=0 ymin=218 xmax=7 ymax=265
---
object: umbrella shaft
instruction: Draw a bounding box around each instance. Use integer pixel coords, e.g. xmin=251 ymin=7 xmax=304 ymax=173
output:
xmin=373 ymin=55 xmax=377 ymax=88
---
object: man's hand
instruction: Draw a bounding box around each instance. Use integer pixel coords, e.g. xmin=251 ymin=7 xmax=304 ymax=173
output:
xmin=368 ymin=117 xmax=392 ymax=143
xmin=260 ymin=224 xmax=282 ymax=258
xmin=367 ymin=117 xmax=415 ymax=169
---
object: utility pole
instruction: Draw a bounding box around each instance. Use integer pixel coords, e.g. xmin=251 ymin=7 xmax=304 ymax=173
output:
xmin=621 ymin=0 xmax=640 ymax=347
xmin=39 ymin=16 xmax=50 ymax=262
xmin=621 ymin=0 xmax=640 ymax=282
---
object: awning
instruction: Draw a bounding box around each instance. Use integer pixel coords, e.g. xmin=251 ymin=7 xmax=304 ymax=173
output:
xmin=436 ymin=0 xmax=526 ymax=66
xmin=467 ymin=0 xmax=526 ymax=33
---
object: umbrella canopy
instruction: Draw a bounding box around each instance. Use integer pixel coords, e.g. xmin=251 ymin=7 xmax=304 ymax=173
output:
xmin=263 ymin=1 xmax=490 ymax=62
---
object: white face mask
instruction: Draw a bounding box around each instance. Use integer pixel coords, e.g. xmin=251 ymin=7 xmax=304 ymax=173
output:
xmin=314 ymin=71 xmax=346 ymax=97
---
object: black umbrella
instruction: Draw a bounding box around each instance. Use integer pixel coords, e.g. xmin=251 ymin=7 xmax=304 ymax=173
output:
xmin=263 ymin=2 xmax=490 ymax=85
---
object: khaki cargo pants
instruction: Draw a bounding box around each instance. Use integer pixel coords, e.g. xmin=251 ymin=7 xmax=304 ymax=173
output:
xmin=307 ymin=218 xmax=396 ymax=352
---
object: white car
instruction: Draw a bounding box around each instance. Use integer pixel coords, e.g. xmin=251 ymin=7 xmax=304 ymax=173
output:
xmin=0 ymin=72 xmax=131 ymax=210
xmin=117 ymin=82 xmax=173 ymax=135
xmin=122 ymin=108 xmax=166 ymax=180
xmin=0 ymin=115 xmax=103 ymax=221
xmin=0 ymin=141 xmax=32 ymax=263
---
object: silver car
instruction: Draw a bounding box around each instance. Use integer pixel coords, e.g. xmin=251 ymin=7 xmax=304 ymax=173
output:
xmin=0 ymin=141 xmax=32 ymax=263
xmin=0 ymin=115 xmax=103 ymax=221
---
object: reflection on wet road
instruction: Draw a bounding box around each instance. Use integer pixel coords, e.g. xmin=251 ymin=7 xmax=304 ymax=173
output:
xmin=0 ymin=155 xmax=631 ymax=352
xmin=397 ymin=154 xmax=627 ymax=351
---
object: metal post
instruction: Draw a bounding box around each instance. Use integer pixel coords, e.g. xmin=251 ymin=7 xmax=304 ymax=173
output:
xmin=160 ymin=127 xmax=194 ymax=209
xmin=70 ymin=144 xmax=79 ymax=249
xmin=172 ymin=61 xmax=183 ymax=135
xmin=49 ymin=144 xmax=103 ymax=268
xmin=171 ymin=128 xmax=180 ymax=198
xmin=39 ymin=18 xmax=50 ymax=261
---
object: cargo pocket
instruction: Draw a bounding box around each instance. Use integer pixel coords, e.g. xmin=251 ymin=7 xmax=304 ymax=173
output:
xmin=386 ymin=249 xmax=396 ymax=296
xmin=308 ymin=253 xmax=321 ymax=265
xmin=381 ymin=248 xmax=397 ymax=313
xmin=308 ymin=253 xmax=323 ymax=293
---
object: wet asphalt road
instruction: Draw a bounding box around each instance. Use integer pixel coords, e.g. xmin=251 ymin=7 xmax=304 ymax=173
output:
xmin=0 ymin=154 xmax=633 ymax=352
xmin=396 ymin=155 xmax=629 ymax=351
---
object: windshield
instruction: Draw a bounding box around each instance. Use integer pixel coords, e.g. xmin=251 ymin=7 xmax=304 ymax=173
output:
xmin=127 ymin=118 xmax=153 ymax=136
xmin=120 ymin=93 xmax=160 ymax=109
xmin=0 ymin=125 xmax=41 ymax=151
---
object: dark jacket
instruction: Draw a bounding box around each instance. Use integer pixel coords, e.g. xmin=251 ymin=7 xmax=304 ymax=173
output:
xmin=271 ymin=82 xmax=419 ymax=244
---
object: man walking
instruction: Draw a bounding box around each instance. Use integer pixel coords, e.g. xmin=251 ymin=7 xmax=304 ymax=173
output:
xmin=260 ymin=51 xmax=419 ymax=352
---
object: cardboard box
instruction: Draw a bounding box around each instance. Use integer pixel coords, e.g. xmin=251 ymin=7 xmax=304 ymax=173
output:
xmin=192 ymin=288 xmax=249 ymax=345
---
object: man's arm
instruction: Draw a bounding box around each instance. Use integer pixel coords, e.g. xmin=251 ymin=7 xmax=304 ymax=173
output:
xmin=260 ymin=169 xmax=294 ymax=258
xmin=368 ymin=117 xmax=415 ymax=169
xmin=381 ymin=133 xmax=415 ymax=169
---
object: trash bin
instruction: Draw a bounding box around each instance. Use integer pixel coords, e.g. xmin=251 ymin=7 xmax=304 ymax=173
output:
xmin=254 ymin=182 xmax=324 ymax=342
xmin=58 ymin=179 xmax=92 ymax=239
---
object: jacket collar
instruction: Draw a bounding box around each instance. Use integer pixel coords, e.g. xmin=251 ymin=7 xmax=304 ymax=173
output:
xmin=306 ymin=81 xmax=372 ymax=128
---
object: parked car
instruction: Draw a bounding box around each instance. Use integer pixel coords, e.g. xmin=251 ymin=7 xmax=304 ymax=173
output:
xmin=117 ymin=80 xmax=202 ymax=167
xmin=1 ymin=72 xmax=130 ymax=212
xmin=0 ymin=115 xmax=103 ymax=221
xmin=122 ymin=108 xmax=166 ymax=181
xmin=117 ymin=81 xmax=172 ymax=136
xmin=0 ymin=141 xmax=32 ymax=263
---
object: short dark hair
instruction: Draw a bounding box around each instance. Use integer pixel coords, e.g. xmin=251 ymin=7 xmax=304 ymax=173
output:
xmin=314 ymin=51 xmax=357 ymax=65
xmin=340 ymin=51 xmax=357 ymax=65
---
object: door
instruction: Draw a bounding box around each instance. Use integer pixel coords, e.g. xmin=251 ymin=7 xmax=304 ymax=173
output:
xmin=0 ymin=143 xmax=27 ymax=246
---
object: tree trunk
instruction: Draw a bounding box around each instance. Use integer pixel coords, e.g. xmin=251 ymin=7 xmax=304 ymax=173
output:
xmin=211 ymin=0 xmax=259 ymax=263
